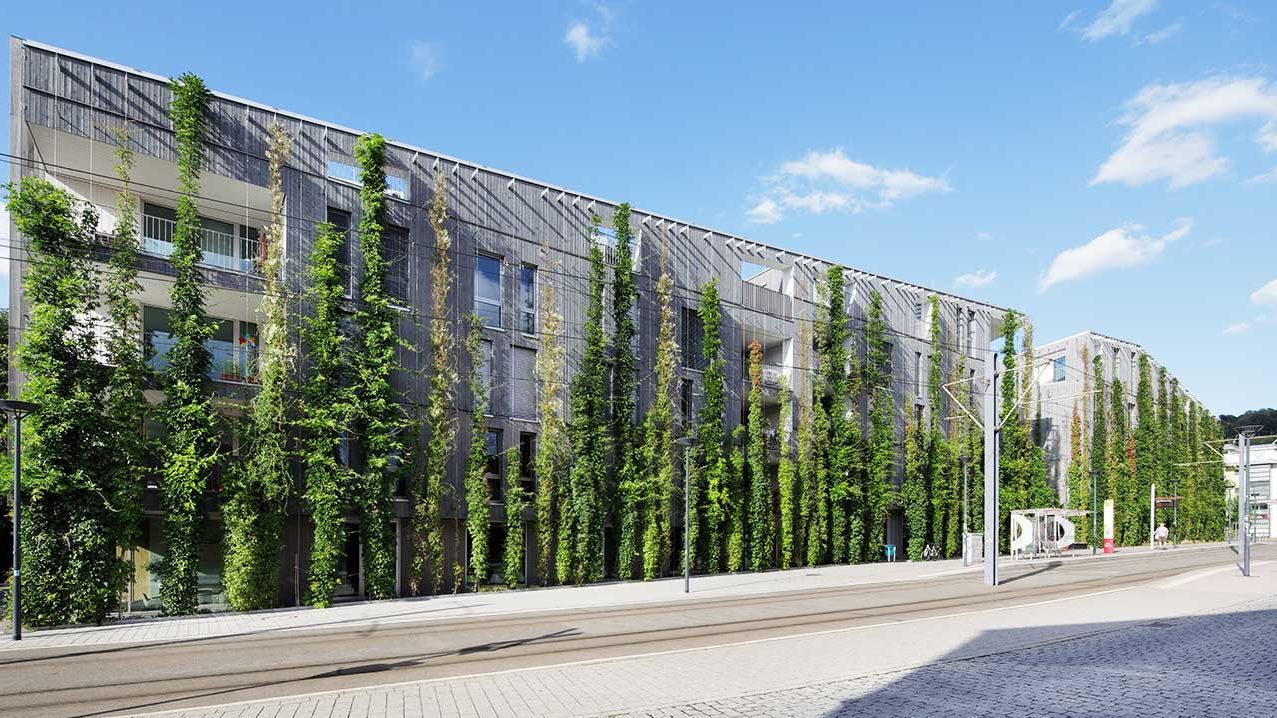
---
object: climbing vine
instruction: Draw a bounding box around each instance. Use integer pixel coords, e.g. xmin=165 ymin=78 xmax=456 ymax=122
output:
xmin=534 ymin=279 xmax=567 ymax=585
xmin=223 ymin=123 xmax=293 ymax=610
xmin=777 ymin=378 xmax=797 ymax=569
xmin=610 ymin=204 xmax=639 ymax=577
xmin=464 ymin=317 xmax=491 ymax=587
xmin=411 ymin=171 xmax=455 ymax=595
xmin=7 ymin=179 xmax=123 ymax=626
xmin=641 ymin=238 xmax=677 ymax=579
xmin=350 ymin=133 xmax=403 ymax=599
xmin=503 ymin=446 xmax=527 ymax=589
xmin=862 ymin=290 xmax=892 ymax=562
xmin=746 ymin=341 xmax=771 ymax=570
xmin=103 ymin=124 xmax=147 ymax=595
xmin=159 ymin=73 xmax=219 ymax=615
xmin=697 ymin=279 xmax=727 ymax=574
xmin=298 ymin=221 xmax=350 ymax=607
xmin=561 ymin=218 xmax=608 ymax=584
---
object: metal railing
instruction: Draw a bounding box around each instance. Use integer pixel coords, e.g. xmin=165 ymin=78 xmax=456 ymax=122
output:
xmin=147 ymin=333 xmax=260 ymax=385
xmin=142 ymin=214 xmax=259 ymax=274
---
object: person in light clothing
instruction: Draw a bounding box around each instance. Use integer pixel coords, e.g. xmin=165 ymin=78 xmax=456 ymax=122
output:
xmin=1155 ymin=522 xmax=1170 ymax=548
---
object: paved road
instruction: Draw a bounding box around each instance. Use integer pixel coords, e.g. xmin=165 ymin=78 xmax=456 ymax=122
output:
xmin=0 ymin=545 xmax=1261 ymax=718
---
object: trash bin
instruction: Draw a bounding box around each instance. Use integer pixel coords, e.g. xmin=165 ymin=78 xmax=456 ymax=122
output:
xmin=885 ymin=544 xmax=897 ymax=563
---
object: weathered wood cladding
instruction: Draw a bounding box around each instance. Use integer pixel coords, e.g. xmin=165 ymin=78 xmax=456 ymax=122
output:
xmin=11 ymin=38 xmax=1008 ymax=589
xmin=1036 ymin=331 xmax=1205 ymax=501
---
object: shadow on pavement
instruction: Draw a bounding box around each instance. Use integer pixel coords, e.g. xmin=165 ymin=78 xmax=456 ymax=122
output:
xmin=820 ymin=605 xmax=1277 ymax=717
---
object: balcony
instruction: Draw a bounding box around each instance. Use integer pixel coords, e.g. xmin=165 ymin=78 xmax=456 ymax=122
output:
xmin=142 ymin=212 xmax=261 ymax=275
xmin=761 ymin=363 xmax=786 ymax=388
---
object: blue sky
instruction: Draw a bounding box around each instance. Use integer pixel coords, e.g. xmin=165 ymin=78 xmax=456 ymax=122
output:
xmin=2 ymin=1 xmax=1274 ymax=414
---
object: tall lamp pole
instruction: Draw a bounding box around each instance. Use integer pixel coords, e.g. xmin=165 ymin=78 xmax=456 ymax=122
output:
xmin=675 ymin=435 xmax=699 ymax=594
xmin=3 ymin=399 xmax=38 ymax=642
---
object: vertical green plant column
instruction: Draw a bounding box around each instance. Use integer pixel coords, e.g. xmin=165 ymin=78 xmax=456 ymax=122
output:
xmin=1169 ymin=381 xmax=1187 ymax=533
xmin=863 ymin=291 xmax=893 ymax=562
xmin=298 ymin=221 xmax=350 ymax=607
xmin=534 ymin=279 xmax=567 ymax=585
xmin=350 ymin=133 xmax=402 ymax=599
xmin=464 ymin=316 xmax=491 ymax=588
xmin=503 ymin=446 xmax=526 ymax=589
xmin=1108 ymin=374 xmax=1128 ymax=515
xmin=1182 ymin=402 xmax=1200 ymax=540
xmin=223 ymin=124 xmax=293 ymax=610
xmin=562 ymin=218 xmax=609 ymax=584
xmin=7 ymin=179 xmax=120 ymax=625
xmin=820 ymin=268 xmax=855 ymax=564
xmin=726 ymin=425 xmax=748 ymax=571
xmin=103 ymin=124 xmax=147 ymax=591
xmin=777 ymin=378 xmax=797 ymax=569
xmin=902 ymin=416 xmax=925 ymax=560
xmin=925 ymin=296 xmax=949 ymax=555
xmin=697 ymin=279 xmax=727 ymax=573
xmin=610 ymin=204 xmax=639 ymax=576
xmin=804 ymin=368 xmax=831 ymax=566
xmin=413 ymin=171 xmax=455 ymax=595
xmin=746 ymin=341 xmax=772 ymax=570
xmin=1067 ymin=402 xmax=1088 ymax=544
xmin=160 ymin=74 xmax=219 ymax=615
xmin=1131 ymin=354 xmax=1156 ymax=545
xmin=641 ymin=241 xmax=678 ymax=580
xmin=995 ymin=309 xmax=1024 ymax=551
xmin=1089 ymin=353 xmax=1108 ymax=513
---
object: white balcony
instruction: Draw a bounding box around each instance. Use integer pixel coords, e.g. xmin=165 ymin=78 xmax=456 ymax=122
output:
xmin=142 ymin=213 xmax=261 ymax=275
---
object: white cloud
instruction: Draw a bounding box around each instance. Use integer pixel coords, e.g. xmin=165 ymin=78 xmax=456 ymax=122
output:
xmin=976 ymin=231 xmax=993 ymax=241
xmin=1224 ymin=321 xmax=1250 ymax=334
xmin=1252 ymin=278 xmax=1277 ymax=305
xmin=408 ymin=42 xmax=441 ymax=81
xmin=954 ymin=269 xmax=997 ymax=288
xmin=1059 ymin=10 xmax=1081 ymax=31
xmin=746 ymin=148 xmax=950 ymax=223
xmin=1092 ymin=76 xmax=1277 ymax=188
xmin=565 ymin=12 xmax=612 ymax=62
xmin=1258 ymin=121 xmax=1277 ymax=152
xmin=1248 ymin=166 xmax=1277 ymax=184
xmin=1038 ymin=218 xmax=1191 ymax=292
xmin=1139 ymin=22 xmax=1182 ymax=44
xmin=1083 ymin=0 xmax=1159 ymax=40
xmin=745 ymin=197 xmax=782 ymax=224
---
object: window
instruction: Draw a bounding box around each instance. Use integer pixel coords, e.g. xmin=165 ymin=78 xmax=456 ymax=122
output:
xmin=475 ymin=254 xmax=502 ymax=328
xmin=239 ymin=225 xmax=261 ymax=273
xmin=327 ymin=208 xmax=353 ymax=297
xmin=485 ymin=428 xmax=504 ymax=502
xmin=883 ymin=342 xmax=893 ymax=378
xmin=141 ymin=202 xmax=259 ymax=274
xmin=1053 ymin=356 xmax=1066 ymax=382
xmin=915 ymin=403 xmax=924 ymax=428
xmin=144 ymin=307 xmax=258 ymax=384
xmin=382 ymin=225 xmax=410 ymax=305
xmin=681 ymin=378 xmax=694 ymax=423
xmin=326 ymin=159 xmax=409 ymax=200
xmin=519 ymin=265 xmax=537 ymax=335
xmin=519 ymin=432 xmax=536 ymax=493
xmin=915 ymin=352 xmax=923 ymax=397
xmin=681 ymin=307 xmax=705 ymax=370
xmin=913 ymin=302 xmax=923 ymax=322
xmin=967 ymin=310 xmax=976 ymax=352
xmin=480 ymin=340 xmax=494 ymax=402
xmin=512 ymin=347 xmax=537 ymax=420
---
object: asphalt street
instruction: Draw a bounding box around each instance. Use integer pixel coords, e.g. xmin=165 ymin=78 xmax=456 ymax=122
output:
xmin=0 ymin=544 xmax=1262 ymax=718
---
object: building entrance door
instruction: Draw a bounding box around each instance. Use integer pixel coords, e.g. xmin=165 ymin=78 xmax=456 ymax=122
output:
xmin=334 ymin=522 xmax=362 ymax=599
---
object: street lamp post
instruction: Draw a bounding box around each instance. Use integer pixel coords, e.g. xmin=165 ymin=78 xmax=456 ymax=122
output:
xmin=958 ymin=454 xmax=970 ymax=566
xmin=675 ymin=435 xmax=698 ymax=594
xmin=2 ymin=399 xmax=38 ymax=642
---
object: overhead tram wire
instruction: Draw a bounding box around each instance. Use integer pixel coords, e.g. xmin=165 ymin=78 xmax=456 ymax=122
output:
xmin=1 ymin=150 xmax=1005 ymax=359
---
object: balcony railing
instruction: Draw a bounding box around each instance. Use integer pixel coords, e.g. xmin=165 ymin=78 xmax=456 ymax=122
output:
xmin=146 ymin=333 xmax=261 ymax=385
xmin=143 ymin=214 xmax=260 ymax=274
xmin=761 ymin=363 xmax=786 ymax=388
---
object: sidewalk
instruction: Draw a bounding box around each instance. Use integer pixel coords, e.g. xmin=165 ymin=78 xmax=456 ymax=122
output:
xmin=126 ymin=549 xmax=1273 ymax=718
xmin=0 ymin=542 xmax=1227 ymax=653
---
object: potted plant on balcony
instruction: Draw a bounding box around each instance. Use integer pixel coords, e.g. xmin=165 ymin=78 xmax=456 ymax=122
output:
xmin=219 ymin=356 xmax=241 ymax=382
